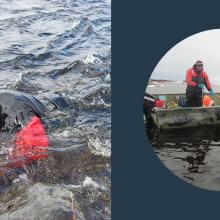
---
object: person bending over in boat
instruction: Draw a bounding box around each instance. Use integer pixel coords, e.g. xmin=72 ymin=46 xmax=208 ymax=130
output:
xmin=143 ymin=93 xmax=164 ymax=125
xmin=186 ymin=60 xmax=214 ymax=107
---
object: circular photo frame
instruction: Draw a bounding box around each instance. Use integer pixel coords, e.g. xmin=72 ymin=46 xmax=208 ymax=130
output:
xmin=144 ymin=29 xmax=220 ymax=191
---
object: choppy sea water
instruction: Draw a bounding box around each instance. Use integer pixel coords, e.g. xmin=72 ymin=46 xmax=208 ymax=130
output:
xmin=147 ymin=126 xmax=220 ymax=191
xmin=0 ymin=0 xmax=111 ymax=219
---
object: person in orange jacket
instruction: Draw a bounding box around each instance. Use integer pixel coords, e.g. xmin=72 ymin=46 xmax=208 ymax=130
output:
xmin=186 ymin=60 xmax=214 ymax=107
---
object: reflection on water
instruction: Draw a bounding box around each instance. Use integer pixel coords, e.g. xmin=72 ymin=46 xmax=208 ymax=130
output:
xmin=147 ymin=126 xmax=220 ymax=191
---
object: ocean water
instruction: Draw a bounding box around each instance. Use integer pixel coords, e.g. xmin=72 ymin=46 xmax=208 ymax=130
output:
xmin=0 ymin=0 xmax=111 ymax=219
xmin=147 ymin=126 xmax=220 ymax=191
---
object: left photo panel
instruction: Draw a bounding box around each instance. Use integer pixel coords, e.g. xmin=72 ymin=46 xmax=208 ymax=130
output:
xmin=0 ymin=0 xmax=111 ymax=219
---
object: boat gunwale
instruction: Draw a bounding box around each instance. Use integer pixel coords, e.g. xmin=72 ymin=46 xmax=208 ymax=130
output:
xmin=154 ymin=106 xmax=220 ymax=112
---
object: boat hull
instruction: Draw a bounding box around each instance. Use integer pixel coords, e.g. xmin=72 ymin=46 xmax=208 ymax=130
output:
xmin=151 ymin=106 xmax=220 ymax=130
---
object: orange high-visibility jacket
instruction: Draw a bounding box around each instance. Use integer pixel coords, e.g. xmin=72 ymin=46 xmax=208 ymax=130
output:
xmin=186 ymin=67 xmax=212 ymax=91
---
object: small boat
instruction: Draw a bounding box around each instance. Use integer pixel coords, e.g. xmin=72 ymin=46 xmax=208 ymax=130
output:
xmin=146 ymin=81 xmax=220 ymax=130
xmin=151 ymin=106 xmax=220 ymax=130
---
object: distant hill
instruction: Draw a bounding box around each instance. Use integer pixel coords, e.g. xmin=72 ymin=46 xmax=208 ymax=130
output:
xmin=148 ymin=79 xmax=173 ymax=85
xmin=148 ymin=79 xmax=186 ymax=85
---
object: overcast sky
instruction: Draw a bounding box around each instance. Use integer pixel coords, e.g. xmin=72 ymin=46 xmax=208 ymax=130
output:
xmin=151 ymin=29 xmax=220 ymax=84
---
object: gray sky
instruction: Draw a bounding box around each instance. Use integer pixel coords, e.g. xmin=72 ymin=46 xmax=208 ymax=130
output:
xmin=151 ymin=29 xmax=220 ymax=84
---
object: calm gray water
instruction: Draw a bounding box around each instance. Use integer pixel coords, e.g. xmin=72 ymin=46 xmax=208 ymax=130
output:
xmin=0 ymin=0 xmax=111 ymax=219
xmin=148 ymin=127 xmax=220 ymax=191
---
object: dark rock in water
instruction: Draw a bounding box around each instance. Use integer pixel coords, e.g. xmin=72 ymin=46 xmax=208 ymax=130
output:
xmin=0 ymin=183 xmax=86 ymax=220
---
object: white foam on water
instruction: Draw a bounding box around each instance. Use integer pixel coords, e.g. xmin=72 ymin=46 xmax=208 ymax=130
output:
xmin=83 ymin=176 xmax=99 ymax=188
xmin=0 ymin=145 xmax=13 ymax=155
xmin=90 ymin=96 xmax=111 ymax=108
xmin=70 ymin=176 xmax=107 ymax=191
xmin=14 ymin=71 xmax=35 ymax=85
xmin=104 ymin=74 xmax=111 ymax=83
xmin=88 ymin=136 xmax=111 ymax=157
xmin=56 ymin=130 xmax=72 ymax=137
xmin=12 ymin=178 xmax=20 ymax=184
xmin=12 ymin=173 xmax=28 ymax=184
xmin=71 ymin=184 xmax=81 ymax=189
xmin=19 ymin=173 xmax=28 ymax=181
xmin=83 ymin=176 xmax=107 ymax=191
xmin=15 ymin=72 xmax=23 ymax=84
xmin=81 ymin=53 xmax=102 ymax=65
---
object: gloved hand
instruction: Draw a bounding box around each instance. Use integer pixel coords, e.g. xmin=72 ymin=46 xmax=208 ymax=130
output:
xmin=210 ymin=89 xmax=214 ymax=96
xmin=197 ymin=84 xmax=204 ymax=89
